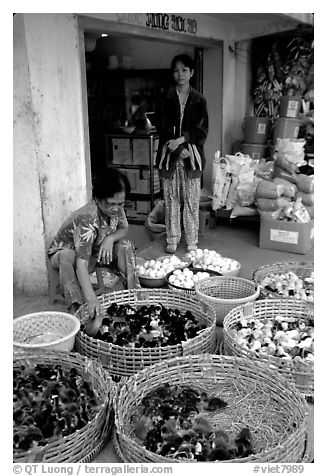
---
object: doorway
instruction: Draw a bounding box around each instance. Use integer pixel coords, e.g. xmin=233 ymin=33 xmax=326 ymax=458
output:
xmin=80 ymin=23 xmax=223 ymax=192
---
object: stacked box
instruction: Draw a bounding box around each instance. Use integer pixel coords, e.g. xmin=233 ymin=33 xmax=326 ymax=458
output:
xmin=259 ymin=218 xmax=314 ymax=254
xmin=136 ymin=201 xmax=152 ymax=220
xmin=132 ymin=138 xmax=150 ymax=165
xmin=112 ymin=138 xmax=132 ymax=165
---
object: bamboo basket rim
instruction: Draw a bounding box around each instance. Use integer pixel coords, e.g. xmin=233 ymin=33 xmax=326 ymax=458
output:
xmin=114 ymin=353 xmax=308 ymax=463
xmin=13 ymin=350 xmax=115 ymax=463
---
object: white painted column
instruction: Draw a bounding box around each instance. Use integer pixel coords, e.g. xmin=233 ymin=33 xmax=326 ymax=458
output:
xmin=13 ymin=13 xmax=89 ymax=294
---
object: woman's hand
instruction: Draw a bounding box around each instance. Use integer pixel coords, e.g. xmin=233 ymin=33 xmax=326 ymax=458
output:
xmin=179 ymin=148 xmax=191 ymax=160
xmin=167 ymin=137 xmax=185 ymax=152
xmin=87 ymin=296 xmax=101 ymax=319
xmin=98 ymin=235 xmax=115 ymax=265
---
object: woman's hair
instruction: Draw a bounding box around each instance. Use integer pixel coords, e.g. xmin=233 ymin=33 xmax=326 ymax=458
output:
xmin=92 ymin=166 xmax=131 ymax=200
xmin=171 ymin=54 xmax=194 ymax=71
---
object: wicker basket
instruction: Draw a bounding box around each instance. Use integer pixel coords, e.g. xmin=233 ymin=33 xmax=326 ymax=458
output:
xmin=13 ymin=351 xmax=115 ymax=463
xmin=194 ymin=276 xmax=260 ymax=325
xmin=223 ymin=299 xmax=314 ymax=397
xmin=114 ymin=354 xmax=308 ymax=463
xmin=75 ymin=288 xmax=217 ymax=377
xmin=13 ymin=312 xmax=80 ymax=351
xmin=166 ymin=268 xmax=222 ymax=295
xmin=253 ymin=261 xmax=314 ymax=301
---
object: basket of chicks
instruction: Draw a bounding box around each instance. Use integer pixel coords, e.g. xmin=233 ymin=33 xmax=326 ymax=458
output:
xmin=253 ymin=261 xmax=314 ymax=304
xmin=136 ymin=255 xmax=190 ymax=288
xmin=223 ymin=299 xmax=314 ymax=396
xmin=113 ymin=354 xmax=308 ymax=463
xmin=186 ymin=248 xmax=241 ymax=276
xmin=75 ymin=289 xmax=216 ymax=378
xmin=167 ymin=268 xmax=222 ymax=295
xmin=13 ymin=351 xmax=115 ymax=463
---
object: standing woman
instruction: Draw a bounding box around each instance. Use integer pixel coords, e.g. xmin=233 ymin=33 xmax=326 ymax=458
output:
xmin=155 ymin=54 xmax=208 ymax=253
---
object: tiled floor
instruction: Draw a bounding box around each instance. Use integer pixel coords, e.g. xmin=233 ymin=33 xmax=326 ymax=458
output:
xmin=13 ymin=219 xmax=314 ymax=462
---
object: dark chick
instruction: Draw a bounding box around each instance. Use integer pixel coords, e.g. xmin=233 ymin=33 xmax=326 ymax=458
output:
xmin=235 ymin=427 xmax=254 ymax=458
xmin=204 ymin=396 xmax=228 ymax=412
xmin=209 ymin=432 xmax=232 ymax=461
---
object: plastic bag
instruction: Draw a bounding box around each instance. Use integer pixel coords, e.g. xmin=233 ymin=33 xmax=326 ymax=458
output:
xmin=275 ymin=138 xmax=306 ymax=166
xmin=292 ymin=197 xmax=311 ymax=223
xmin=212 ymin=153 xmax=226 ymax=210
xmin=236 ymin=167 xmax=256 ymax=207
xmin=212 ymin=154 xmax=232 ymax=209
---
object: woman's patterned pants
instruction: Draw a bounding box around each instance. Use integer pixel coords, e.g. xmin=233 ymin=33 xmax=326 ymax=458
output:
xmin=162 ymin=160 xmax=201 ymax=248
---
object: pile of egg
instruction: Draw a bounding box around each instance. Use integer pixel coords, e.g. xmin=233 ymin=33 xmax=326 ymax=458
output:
xmin=168 ymin=268 xmax=211 ymax=289
xmin=136 ymin=255 xmax=189 ymax=279
xmin=186 ymin=248 xmax=239 ymax=275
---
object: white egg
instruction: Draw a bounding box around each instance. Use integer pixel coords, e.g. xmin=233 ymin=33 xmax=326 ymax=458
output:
xmin=149 ymin=259 xmax=156 ymax=268
xmin=174 ymin=279 xmax=181 ymax=287
xmin=169 ymin=275 xmax=176 ymax=283
xmin=143 ymin=261 xmax=149 ymax=269
xmin=184 ymin=280 xmax=194 ymax=288
xmin=148 ymin=270 xmax=157 ymax=278
xmin=138 ymin=266 xmax=146 ymax=275
xmin=162 ymin=258 xmax=170 ymax=265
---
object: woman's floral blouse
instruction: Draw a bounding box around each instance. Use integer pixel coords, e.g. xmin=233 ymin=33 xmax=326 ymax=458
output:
xmin=48 ymin=200 xmax=125 ymax=260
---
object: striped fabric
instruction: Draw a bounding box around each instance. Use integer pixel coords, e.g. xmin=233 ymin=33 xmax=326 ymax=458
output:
xmin=158 ymin=141 xmax=202 ymax=173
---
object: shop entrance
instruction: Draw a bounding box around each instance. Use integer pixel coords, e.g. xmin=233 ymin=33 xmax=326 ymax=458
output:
xmin=79 ymin=19 xmax=223 ymax=193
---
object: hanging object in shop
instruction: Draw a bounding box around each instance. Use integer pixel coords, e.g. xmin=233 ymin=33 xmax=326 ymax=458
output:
xmin=145 ymin=13 xmax=197 ymax=35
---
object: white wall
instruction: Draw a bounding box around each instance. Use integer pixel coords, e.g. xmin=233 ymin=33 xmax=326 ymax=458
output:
xmin=13 ymin=13 xmax=89 ymax=293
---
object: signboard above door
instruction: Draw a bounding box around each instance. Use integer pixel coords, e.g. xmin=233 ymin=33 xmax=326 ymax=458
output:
xmin=145 ymin=13 xmax=197 ymax=35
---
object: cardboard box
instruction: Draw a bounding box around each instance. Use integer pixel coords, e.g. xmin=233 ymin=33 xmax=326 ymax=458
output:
xmin=132 ymin=138 xmax=150 ymax=165
xmin=259 ymin=218 xmax=314 ymax=254
xmin=112 ymin=138 xmax=132 ymax=165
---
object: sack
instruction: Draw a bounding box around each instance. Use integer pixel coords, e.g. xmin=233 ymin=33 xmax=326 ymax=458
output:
xmin=256 ymin=196 xmax=291 ymax=211
xmin=296 ymin=190 xmax=314 ymax=206
xmin=274 ymin=155 xmax=299 ymax=174
xmin=275 ymin=138 xmax=306 ymax=166
xmin=296 ymin=174 xmax=314 ymax=194
xmin=273 ymin=165 xmax=298 ymax=185
xmin=272 ymin=177 xmax=298 ymax=198
xmin=256 ymin=179 xmax=285 ymax=199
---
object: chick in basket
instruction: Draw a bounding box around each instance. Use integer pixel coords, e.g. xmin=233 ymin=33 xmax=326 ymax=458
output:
xmin=48 ymin=166 xmax=140 ymax=329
